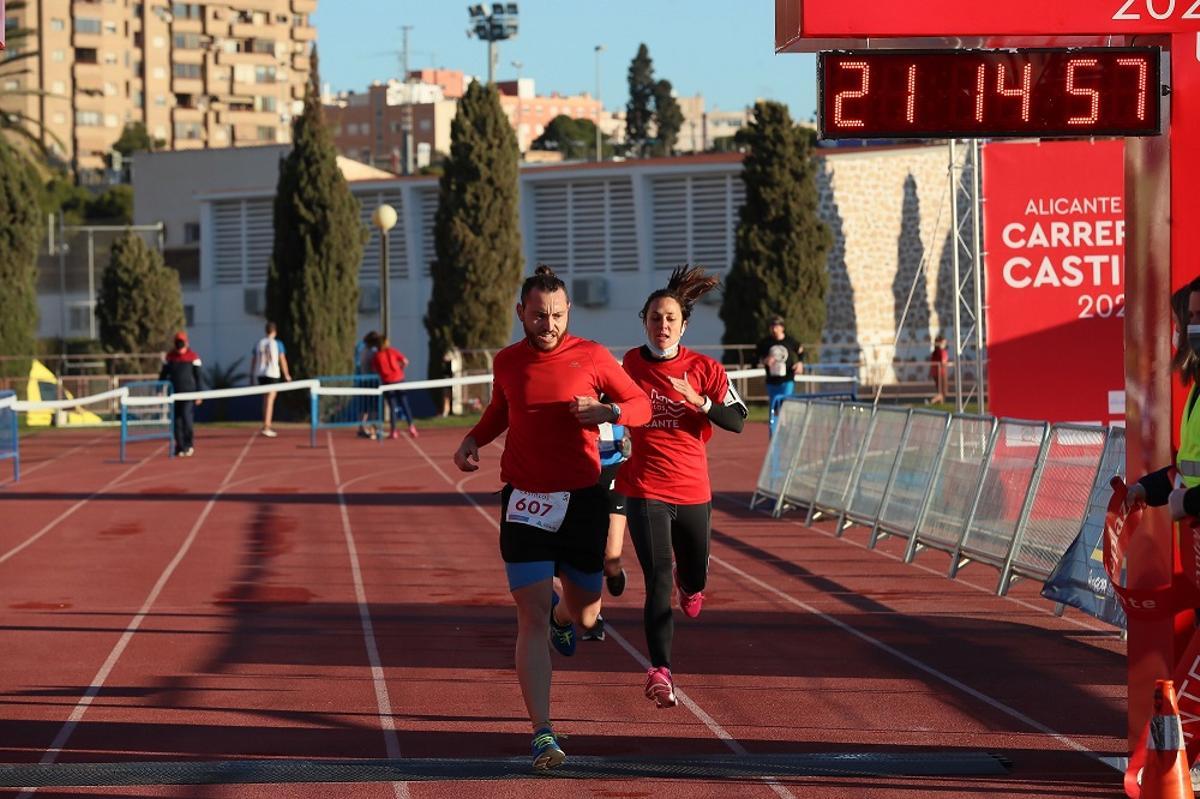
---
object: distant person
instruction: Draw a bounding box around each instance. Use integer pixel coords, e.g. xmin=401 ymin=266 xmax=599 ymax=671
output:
xmin=252 ymin=321 xmax=292 ymax=438
xmin=440 ymin=346 xmax=458 ymax=417
xmin=355 ymin=331 xmax=381 ymax=438
xmin=618 ymin=265 xmax=747 ymax=708
xmin=159 ymin=331 xmax=205 ymax=457
xmin=756 ymin=315 xmax=805 ymax=436
xmin=929 ymin=334 xmax=949 ymax=404
xmin=372 ymin=336 xmax=417 ymax=439
xmin=452 ymin=265 xmax=651 ymax=771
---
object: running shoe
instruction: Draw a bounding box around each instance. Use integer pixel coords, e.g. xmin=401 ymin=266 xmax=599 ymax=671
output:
xmin=408 ymin=424 xmax=419 ymax=438
xmin=581 ymin=614 xmax=605 ymax=642
xmin=644 ymin=666 xmax=677 ymax=708
xmin=548 ymin=592 xmax=576 ymax=656
xmin=606 ymin=568 xmax=626 ymax=597
xmin=181 ymin=447 xmax=195 ymax=458
xmin=674 ymin=566 xmax=704 ymax=618
xmin=388 ymin=430 xmax=400 ymax=440
xmin=531 ymin=727 xmax=566 ymax=770
xmin=260 ymin=428 xmax=277 ymax=438
xmin=356 ymin=428 xmax=372 ymax=439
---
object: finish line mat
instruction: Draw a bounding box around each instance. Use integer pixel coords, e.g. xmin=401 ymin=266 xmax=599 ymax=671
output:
xmin=0 ymin=752 xmax=1011 ymax=786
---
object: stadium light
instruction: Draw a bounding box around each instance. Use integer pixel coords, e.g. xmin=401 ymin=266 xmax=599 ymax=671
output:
xmin=466 ymin=3 xmax=519 ymax=84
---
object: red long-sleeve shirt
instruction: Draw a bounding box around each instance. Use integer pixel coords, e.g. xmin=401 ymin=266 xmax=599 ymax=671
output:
xmin=468 ymin=334 xmax=651 ymax=492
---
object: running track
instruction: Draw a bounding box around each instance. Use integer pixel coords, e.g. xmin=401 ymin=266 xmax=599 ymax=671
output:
xmin=0 ymin=423 xmax=1126 ymax=797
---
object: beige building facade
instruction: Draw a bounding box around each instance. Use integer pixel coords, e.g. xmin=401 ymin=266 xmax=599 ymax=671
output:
xmin=0 ymin=0 xmax=316 ymax=177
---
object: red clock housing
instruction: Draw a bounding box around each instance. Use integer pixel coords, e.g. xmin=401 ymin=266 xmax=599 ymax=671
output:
xmin=819 ymin=48 xmax=1162 ymax=139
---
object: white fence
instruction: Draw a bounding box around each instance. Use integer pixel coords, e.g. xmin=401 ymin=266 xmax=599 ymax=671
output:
xmin=751 ymin=398 xmax=1123 ymax=599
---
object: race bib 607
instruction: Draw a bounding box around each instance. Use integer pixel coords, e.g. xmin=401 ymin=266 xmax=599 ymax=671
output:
xmin=505 ymin=489 xmax=570 ymax=533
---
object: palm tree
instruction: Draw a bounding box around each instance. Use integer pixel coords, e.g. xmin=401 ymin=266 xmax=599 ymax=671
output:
xmin=0 ymin=2 xmax=68 ymax=162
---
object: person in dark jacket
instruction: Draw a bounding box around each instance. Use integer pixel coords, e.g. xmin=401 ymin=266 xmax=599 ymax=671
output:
xmin=158 ymin=331 xmax=205 ymax=457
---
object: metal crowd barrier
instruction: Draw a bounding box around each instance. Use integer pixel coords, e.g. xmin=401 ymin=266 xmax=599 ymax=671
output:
xmin=119 ymin=380 xmax=174 ymax=462
xmin=753 ymin=397 xmax=1112 ymax=608
xmin=0 ymin=390 xmax=17 ymax=482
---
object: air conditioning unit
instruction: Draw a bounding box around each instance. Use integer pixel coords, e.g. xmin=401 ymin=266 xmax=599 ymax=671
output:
xmin=358 ymin=285 xmax=380 ymax=313
xmin=243 ymin=287 xmax=266 ymax=316
xmin=572 ymin=276 xmax=609 ymax=308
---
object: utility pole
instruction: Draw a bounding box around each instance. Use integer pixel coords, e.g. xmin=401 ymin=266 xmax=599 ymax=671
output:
xmin=400 ymin=25 xmax=414 ymax=174
xmin=594 ymin=44 xmax=605 ymax=162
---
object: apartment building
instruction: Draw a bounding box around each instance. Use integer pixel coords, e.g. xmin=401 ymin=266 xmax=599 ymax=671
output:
xmin=325 ymin=70 xmax=609 ymax=170
xmin=0 ymin=0 xmax=316 ymax=177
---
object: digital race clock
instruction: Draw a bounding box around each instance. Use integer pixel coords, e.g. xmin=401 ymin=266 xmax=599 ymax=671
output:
xmin=818 ymin=48 xmax=1162 ymax=139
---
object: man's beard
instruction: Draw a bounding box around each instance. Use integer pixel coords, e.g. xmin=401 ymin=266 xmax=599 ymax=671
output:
xmin=524 ymin=321 xmax=566 ymax=351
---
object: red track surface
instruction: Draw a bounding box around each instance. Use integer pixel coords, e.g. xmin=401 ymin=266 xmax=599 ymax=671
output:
xmin=0 ymin=423 xmax=1127 ymax=798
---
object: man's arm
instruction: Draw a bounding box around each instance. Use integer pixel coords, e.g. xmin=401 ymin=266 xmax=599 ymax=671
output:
xmin=466 ymin=379 xmax=509 ymax=448
xmin=596 ymin=352 xmax=651 ymax=426
xmin=280 ymin=351 xmax=292 ymax=381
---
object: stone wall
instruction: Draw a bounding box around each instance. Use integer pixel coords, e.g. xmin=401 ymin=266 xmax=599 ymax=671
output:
xmin=816 ymin=143 xmax=977 ymax=383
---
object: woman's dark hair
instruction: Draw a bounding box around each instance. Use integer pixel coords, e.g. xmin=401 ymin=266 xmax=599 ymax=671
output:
xmin=363 ymin=331 xmax=381 ymax=349
xmin=1172 ymin=276 xmax=1200 ymax=382
xmin=639 ymin=264 xmax=720 ymax=322
xmin=520 ymin=264 xmax=568 ymax=303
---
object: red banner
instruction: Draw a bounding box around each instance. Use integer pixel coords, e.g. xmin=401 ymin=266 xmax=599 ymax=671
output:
xmin=983 ymin=140 xmax=1125 ymax=425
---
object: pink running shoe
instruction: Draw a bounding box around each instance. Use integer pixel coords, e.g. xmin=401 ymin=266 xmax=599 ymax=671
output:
xmin=674 ymin=566 xmax=704 ymax=618
xmin=408 ymin=424 xmax=419 ymax=438
xmin=388 ymin=430 xmax=400 ymax=440
xmin=644 ymin=667 xmax=677 ymax=708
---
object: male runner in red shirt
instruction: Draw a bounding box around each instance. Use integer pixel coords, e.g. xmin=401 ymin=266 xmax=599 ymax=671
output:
xmin=452 ymin=265 xmax=651 ymax=771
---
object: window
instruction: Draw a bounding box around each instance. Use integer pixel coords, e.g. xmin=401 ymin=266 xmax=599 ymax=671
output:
xmin=76 ymin=110 xmax=102 ymax=126
xmin=103 ymin=20 xmax=118 ymax=34
xmin=250 ymin=39 xmax=275 ymax=55
xmin=68 ymin=304 xmax=94 ymax=336
xmin=152 ymin=66 xmax=166 ymax=79
xmin=173 ymin=33 xmax=203 ymax=49
xmin=254 ymin=65 xmax=276 ymax=84
xmin=104 ymin=114 xmax=118 ymax=128
xmin=50 ymin=18 xmax=65 ymax=31
xmin=183 ymin=305 xmax=195 ymax=326
xmin=155 ymin=95 xmax=167 ymax=106
xmin=75 ymin=18 xmax=102 ymax=34
xmin=171 ymin=3 xmax=203 ymax=20
xmin=51 ymin=81 xmax=65 ymax=94
xmin=5 ymin=16 xmax=18 ymax=30
xmin=132 ymin=90 xmax=144 ymax=108
xmin=184 ymin=223 xmax=201 ymax=243
xmin=419 ymin=119 xmax=431 ymax=131
xmin=103 ymin=52 xmax=118 ymax=64
xmin=174 ymin=121 xmax=203 ymax=140
xmin=255 ymin=95 xmax=276 ymax=112
xmin=257 ymin=126 xmax=276 ymax=141
xmin=2 ymin=80 xmax=17 ymax=91
xmin=74 ymin=48 xmax=97 ymax=64
xmin=172 ymin=63 xmax=202 ymax=80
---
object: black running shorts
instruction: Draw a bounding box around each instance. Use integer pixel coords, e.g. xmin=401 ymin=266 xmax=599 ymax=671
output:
xmin=499 ymin=482 xmax=609 ymax=573
xmin=598 ymin=462 xmax=627 ymax=517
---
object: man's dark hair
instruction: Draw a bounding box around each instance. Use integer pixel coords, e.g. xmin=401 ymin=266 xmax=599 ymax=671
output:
xmin=639 ymin=264 xmax=720 ymax=323
xmin=265 ymin=321 xmax=277 ymax=334
xmin=520 ymin=264 xmax=568 ymax=303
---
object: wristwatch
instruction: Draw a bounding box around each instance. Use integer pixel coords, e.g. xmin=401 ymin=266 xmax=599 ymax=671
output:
xmin=609 ymin=402 xmax=622 ymax=422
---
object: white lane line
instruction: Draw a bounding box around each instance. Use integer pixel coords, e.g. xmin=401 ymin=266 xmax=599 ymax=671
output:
xmin=712 ymin=491 xmax=1115 ymax=635
xmin=405 ymin=435 xmax=793 ymax=798
xmin=0 ymin=433 xmax=109 ymax=484
xmin=327 ymin=432 xmax=410 ymax=799
xmin=707 ymin=551 xmax=1113 ymax=768
xmin=0 ymin=444 xmax=167 ymax=566
xmin=16 ymin=434 xmax=257 ymax=798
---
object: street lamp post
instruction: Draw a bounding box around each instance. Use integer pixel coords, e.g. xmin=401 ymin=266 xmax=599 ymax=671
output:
xmin=594 ymin=44 xmax=605 ymax=162
xmin=467 ymin=4 xmax=519 ymax=84
xmin=511 ymin=59 xmax=524 ymax=152
xmin=372 ymin=204 xmax=398 ymax=340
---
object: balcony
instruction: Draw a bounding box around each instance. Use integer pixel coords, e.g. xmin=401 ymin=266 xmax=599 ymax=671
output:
xmin=171 ymin=76 xmax=204 ymax=95
xmin=292 ymin=0 xmax=317 ymax=12
xmin=293 ymin=25 xmax=316 ymax=42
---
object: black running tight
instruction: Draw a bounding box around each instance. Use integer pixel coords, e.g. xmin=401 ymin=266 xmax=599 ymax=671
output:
xmin=626 ymin=497 xmax=712 ymax=669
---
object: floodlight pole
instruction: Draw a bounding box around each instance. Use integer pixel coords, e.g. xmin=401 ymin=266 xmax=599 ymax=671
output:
xmin=594 ymin=44 xmax=605 ymax=161
xmin=488 ymin=40 xmax=497 ymax=84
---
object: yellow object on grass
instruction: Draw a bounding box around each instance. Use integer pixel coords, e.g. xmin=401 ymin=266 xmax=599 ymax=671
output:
xmin=25 ymin=360 xmax=103 ymax=426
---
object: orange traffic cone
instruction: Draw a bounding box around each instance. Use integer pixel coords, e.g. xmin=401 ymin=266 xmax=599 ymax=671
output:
xmin=1141 ymin=680 xmax=1195 ymax=799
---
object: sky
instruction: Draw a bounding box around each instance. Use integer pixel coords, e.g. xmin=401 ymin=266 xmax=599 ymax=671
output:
xmin=311 ymin=1 xmax=818 ymax=121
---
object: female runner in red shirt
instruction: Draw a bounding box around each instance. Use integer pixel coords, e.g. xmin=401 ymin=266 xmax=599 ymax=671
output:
xmin=616 ymin=265 xmax=748 ymax=707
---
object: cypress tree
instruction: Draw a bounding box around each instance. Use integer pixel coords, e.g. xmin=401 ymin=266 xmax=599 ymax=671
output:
xmin=720 ymin=101 xmax=831 ymax=356
xmin=266 ymin=50 xmax=365 ymax=380
xmin=625 ymin=44 xmax=655 ymax=158
xmin=424 ymin=80 xmax=523 ymax=378
xmin=0 ymin=140 xmax=41 ymax=377
xmin=96 ymin=231 xmax=185 ymax=363
xmin=652 ymin=79 xmax=683 ymax=156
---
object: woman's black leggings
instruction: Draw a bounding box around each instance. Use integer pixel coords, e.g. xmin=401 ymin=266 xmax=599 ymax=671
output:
xmin=627 ymin=497 xmax=712 ymax=669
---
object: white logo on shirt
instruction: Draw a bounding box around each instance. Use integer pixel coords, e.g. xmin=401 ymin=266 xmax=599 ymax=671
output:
xmin=648 ymin=387 xmax=686 ymax=428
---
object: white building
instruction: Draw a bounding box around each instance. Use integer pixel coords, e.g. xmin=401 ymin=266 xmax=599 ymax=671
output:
xmin=39 ymin=142 xmax=967 ymax=387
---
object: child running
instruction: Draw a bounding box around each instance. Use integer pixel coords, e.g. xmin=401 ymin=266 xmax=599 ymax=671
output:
xmin=616 ymin=265 xmax=748 ymax=707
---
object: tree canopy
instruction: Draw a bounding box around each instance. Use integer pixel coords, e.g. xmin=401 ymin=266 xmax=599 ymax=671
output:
xmin=531 ymin=115 xmax=611 ymax=160
xmin=424 ymin=80 xmax=524 ymax=378
xmin=720 ymin=101 xmax=831 ymax=353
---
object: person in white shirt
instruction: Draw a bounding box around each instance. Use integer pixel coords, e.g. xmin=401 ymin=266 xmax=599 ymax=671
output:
xmin=252 ymin=321 xmax=292 ymax=438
